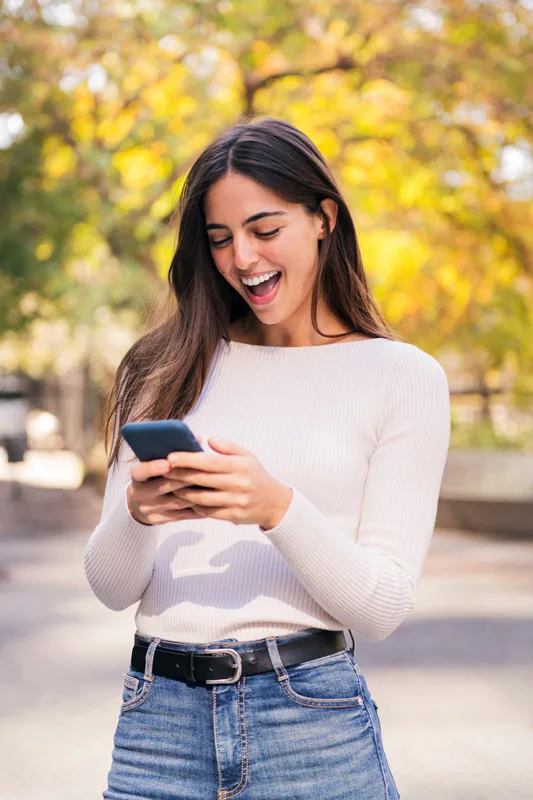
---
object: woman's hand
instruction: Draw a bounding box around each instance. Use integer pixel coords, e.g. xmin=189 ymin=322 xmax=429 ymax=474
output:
xmin=127 ymin=437 xmax=208 ymax=526
xmin=168 ymin=438 xmax=293 ymax=530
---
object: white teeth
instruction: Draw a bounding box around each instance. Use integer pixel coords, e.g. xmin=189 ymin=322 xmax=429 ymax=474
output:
xmin=241 ymin=271 xmax=280 ymax=287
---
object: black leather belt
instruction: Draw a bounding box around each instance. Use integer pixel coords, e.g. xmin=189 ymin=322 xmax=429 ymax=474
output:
xmin=131 ymin=629 xmax=349 ymax=686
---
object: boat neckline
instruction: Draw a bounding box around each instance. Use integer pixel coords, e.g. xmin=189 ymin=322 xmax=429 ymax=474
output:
xmin=225 ymin=336 xmax=387 ymax=351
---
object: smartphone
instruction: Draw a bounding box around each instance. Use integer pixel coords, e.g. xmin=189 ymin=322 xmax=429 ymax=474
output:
xmin=122 ymin=420 xmax=204 ymax=461
xmin=122 ymin=420 xmax=206 ymax=490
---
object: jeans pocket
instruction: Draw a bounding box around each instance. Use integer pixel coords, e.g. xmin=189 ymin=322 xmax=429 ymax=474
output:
xmin=279 ymin=651 xmax=365 ymax=709
xmin=120 ymin=670 xmax=153 ymax=713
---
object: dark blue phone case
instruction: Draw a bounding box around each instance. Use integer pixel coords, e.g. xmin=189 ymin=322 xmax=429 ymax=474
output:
xmin=122 ymin=420 xmax=204 ymax=462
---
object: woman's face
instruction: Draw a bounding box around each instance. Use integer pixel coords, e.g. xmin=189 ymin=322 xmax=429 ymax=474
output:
xmin=203 ymin=172 xmax=336 ymax=328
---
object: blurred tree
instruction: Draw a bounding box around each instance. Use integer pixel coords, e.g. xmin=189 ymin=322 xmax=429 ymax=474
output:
xmin=1 ymin=0 xmax=532 ymax=396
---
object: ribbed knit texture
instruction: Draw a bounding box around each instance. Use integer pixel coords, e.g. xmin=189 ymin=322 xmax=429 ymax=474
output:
xmin=84 ymin=337 xmax=450 ymax=644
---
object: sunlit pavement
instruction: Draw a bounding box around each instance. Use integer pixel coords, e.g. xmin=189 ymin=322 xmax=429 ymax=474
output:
xmin=0 ymin=481 xmax=532 ymax=799
xmin=0 ymin=448 xmax=85 ymax=490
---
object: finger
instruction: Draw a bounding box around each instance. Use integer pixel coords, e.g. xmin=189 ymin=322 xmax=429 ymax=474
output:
xmin=131 ymin=459 xmax=172 ymax=483
xmin=180 ymin=505 xmax=231 ymax=522
xmin=166 ymin=469 xmax=230 ymax=489
xmin=167 ymin=451 xmax=235 ymax=473
xmin=207 ymin=438 xmax=252 ymax=457
xmin=134 ymin=495 xmax=193 ymax=512
xmin=132 ymin=494 xmax=196 ymax=521
xmin=134 ymin=476 xmax=191 ymax=497
xmin=158 ymin=494 xmax=195 ymax=510
xmin=175 ymin=488 xmax=238 ymax=508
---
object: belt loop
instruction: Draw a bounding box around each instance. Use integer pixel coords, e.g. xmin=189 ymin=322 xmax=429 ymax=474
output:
xmin=143 ymin=637 xmax=161 ymax=683
xmin=265 ymin=636 xmax=289 ymax=682
xmin=189 ymin=650 xmax=196 ymax=683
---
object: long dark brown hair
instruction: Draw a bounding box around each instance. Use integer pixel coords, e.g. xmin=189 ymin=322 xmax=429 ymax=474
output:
xmin=105 ymin=116 xmax=399 ymax=468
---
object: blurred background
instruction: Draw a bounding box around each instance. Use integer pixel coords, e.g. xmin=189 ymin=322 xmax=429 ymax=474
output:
xmin=1 ymin=1 xmax=532 ymax=798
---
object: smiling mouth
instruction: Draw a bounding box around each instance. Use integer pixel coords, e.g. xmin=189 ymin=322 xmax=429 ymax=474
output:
xmin=241 ymin=272 xmax=281 ymax=297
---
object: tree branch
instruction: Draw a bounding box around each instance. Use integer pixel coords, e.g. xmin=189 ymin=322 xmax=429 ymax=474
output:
xmin=243 ymin=54 xmax=360 ymax=117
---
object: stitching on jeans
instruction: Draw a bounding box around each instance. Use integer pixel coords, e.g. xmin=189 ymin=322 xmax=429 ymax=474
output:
xmin=139 ymin=638 xmax=160 ymax=686
xmin=220 ymin=679 xmax=246 ymax=797
xmin=220 ymin=676 xmax=249 ymax=798
xmin=120 ymin=678 xmax=152 ymax=712
xmin=351 ymin=660 xmax=390 ymax=799
xmin=279 ymin=678 xmax=364 ymax=709
xmin=277 ymin=649 xmax=364 ymax=709
xmin=234 ymin=677 xmax=246 ymax=792
xmin=123 ymin=674 xmax=138 ymax=691
xmin=213 ymin=688 xmax=224 ymax=794
xmin=266 ymin=636 xmax=286 ymax=680
xmin=268 ymin=635 xmax=362 ymax=707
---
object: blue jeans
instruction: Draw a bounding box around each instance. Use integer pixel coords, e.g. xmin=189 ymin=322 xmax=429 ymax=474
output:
xmin=103 ymin=628 xmax=400 ymax=799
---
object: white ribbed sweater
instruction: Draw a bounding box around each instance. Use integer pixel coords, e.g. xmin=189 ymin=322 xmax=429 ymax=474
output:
xmin=84 ymin=337 xmax=451 ymax=644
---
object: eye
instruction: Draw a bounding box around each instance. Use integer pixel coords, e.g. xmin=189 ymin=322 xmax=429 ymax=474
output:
xmin=209 ymin=228 xmax=281 ymax=249
xmin=209 ymin=237 xmax=231 ymax=248
xmin=256 ymin=228 xmax=281 ymax=239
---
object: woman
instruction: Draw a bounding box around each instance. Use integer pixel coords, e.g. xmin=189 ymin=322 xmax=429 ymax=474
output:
xmin=84 ymin=117 xmax=450 ymax=799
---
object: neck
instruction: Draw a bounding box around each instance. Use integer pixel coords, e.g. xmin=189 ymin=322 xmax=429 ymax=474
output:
xmin=231 ymin=311 xmax=360 ymax=348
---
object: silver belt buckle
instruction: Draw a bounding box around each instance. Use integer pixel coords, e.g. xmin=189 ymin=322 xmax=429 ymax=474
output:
xmin=203 ymin=647 xmax=243 ymax=684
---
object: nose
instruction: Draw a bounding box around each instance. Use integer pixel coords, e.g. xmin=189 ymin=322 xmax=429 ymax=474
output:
xmin=232 ymin=232 xmax=259 ymax=271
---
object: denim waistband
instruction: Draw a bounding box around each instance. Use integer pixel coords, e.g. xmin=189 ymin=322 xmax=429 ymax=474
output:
xmin=134 ymin=627 xmax=352 ymax=654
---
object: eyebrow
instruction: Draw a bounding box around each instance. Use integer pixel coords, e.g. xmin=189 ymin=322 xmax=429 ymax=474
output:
xmin=205 ymin=210 xmax=288 ymax=231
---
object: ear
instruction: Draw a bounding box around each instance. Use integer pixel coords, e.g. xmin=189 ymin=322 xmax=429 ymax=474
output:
xmin=318 ymin=198 xmax=338 ymax=239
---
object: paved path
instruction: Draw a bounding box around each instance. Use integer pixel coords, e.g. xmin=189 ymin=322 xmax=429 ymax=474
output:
xmin=0 ymin=484 xmax=531 ymax=799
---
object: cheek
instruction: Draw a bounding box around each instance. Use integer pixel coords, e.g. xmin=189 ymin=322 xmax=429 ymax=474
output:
xmin=211 ymin=249 xmax=231 ymax=277
xmin=269 ymin=229 xmax=316 ymax=271
xmin=267 ymin=230 xmax=301 ymax=264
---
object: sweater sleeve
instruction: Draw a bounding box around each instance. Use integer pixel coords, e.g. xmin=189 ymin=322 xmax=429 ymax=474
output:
xmin=260 ymin=345 xmax=451 ymax=641
xmin=83 ymin=440 xmax=160 ymax=611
